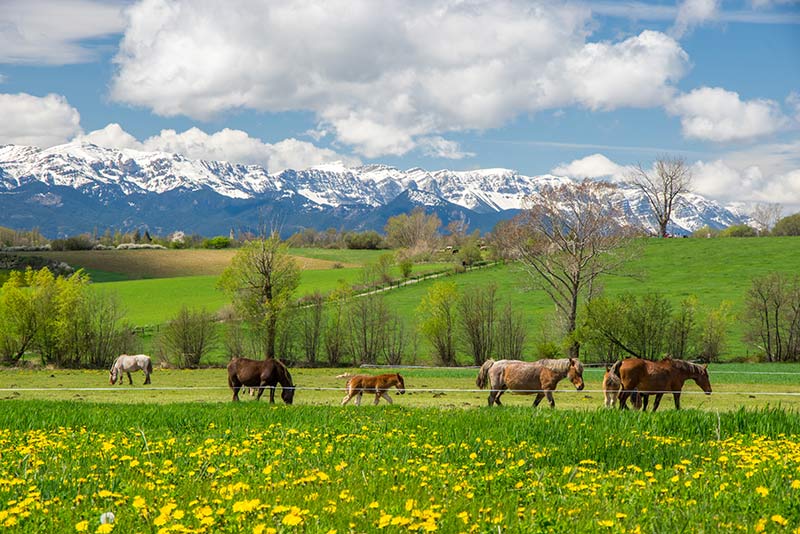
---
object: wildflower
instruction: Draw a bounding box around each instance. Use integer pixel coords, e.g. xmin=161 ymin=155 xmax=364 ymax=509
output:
xmin=282 ymin=512 xmax=303 ymax=526
xmin=792 ymin=480 xmax=800 ymax=490
xmin=96 ymin=524 xmax=114 ymax=533
xmin=597 ymin=519 xmax=614 ymax=527
xmin=75 ymin=520 xmax=89 ymax=532
xmin=772 ymin=515 xmax=788 ymax=526
xmin=755 ymin=486 xmax=769 ymax=497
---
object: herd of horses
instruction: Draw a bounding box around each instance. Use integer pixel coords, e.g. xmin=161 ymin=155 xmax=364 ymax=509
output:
xmin=110 ymin=353 xmax=712 ymax=411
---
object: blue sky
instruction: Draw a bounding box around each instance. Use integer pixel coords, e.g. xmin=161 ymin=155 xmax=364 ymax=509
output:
xmin=1 ymin=0 xmax=799 ymax=211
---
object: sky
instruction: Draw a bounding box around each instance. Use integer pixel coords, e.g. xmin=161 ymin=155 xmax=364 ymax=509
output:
xmin=0 ymin=0 xmax=799 ymax=213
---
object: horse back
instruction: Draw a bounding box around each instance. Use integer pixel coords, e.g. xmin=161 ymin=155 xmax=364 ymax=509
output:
xmin=619 ymin=358 xmax=676 ymax=392
xmin=501 ymin=362 xmax=544 ymax=393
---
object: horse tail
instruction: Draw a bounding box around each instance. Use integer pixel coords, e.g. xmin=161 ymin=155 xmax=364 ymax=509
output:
xmin=476 ymin=359 xmax=495 ymax=389
xmin=610 ymin=360 xmax=623 ymax=378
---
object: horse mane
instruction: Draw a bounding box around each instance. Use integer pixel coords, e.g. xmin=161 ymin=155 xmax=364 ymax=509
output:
xmin=537 ymin=358 xmax=582 ymax=373
xmin=274 ymin=359 xmax=293 ymax=386
xmin=670 ymin=358 xmax=705 ymax=375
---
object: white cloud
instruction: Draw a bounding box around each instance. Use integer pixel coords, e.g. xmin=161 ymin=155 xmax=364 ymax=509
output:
xmin=418 ymin=137 xmax=474 ymax=160
xmin=80 ymin=123 xmax=358 ymax=172
xmin=110 ymin=0 xmax=689 ymax=158
xmin=671 ymin=0 xmax=720 ymax=37
xmin=0 ymin=92 xmax=82 ymax=147
xmin=0 ymin=0 xmax=126 ymax=64
xmin=552 ymin=150 xmax=800 ymax=213
xmin=551 ymin=153 xmax=634 ymax=182
xmin=669 ymin=87 xmax=788 ymax=142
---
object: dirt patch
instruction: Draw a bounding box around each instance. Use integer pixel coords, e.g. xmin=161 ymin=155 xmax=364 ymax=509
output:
xmin=20 ymin=250 xmax=355 ymax=279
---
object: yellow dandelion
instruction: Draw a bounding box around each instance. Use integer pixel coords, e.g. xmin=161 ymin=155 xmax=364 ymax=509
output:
xmin=792 ymin=480 xmax=800 ymax=490
xmin=96 ymin=524 xmax=114 ymax=534
xmin=755 ymin=486 xmax=769 ymax=497
xmin=282 ymin=512 xmax=303 ymax=526
xmin=97 ymin=490 xmax=113 ymax=498
xmin=597 ymin=519 xmax=614 ymax=527
xmin=772 ymin=515 xmax=788 ymax=526
xmin=75 ymin=520 xmax=89 ymax=532
xmin=132 ymin=496 xmax=146 ymax=509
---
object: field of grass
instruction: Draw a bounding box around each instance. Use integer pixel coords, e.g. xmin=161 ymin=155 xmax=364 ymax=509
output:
xmin=2 ymin=364 xmax=800 ymax=410
xmin=10 ymin=237 xmax=800 ymax=362
xmin=1 ymin=395 xmax=799 ymax=532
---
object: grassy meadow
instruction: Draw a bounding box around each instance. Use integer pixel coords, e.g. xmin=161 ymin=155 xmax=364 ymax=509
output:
xmin=1 ymin=400 xmax=799 ymax=533
xmin=19 ymin=236 xmax=800 ymax=362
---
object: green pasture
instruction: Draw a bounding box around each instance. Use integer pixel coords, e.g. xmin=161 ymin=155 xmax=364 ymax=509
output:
xmin=1 ymin=398 xmax=799 ymax=533
xmin=2 ymin=364 xmax=800 ymax=411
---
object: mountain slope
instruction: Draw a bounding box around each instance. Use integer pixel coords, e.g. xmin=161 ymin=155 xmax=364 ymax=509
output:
xmin=0 ymin=142 xmax=746 ymax=237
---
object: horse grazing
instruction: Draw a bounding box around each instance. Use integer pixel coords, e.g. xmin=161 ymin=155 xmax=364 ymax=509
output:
xmin=611 ymin=357 xmax=711 ymax=411
xmin=227 ymin=357 xmax=295 ymax=404
xmin=110 ymin=354 xmax=153 ymax=385
xmin=341 ymin=373 xmax=406 ymax=406
xmin=476 ymin=358 xmax=584 ymax=408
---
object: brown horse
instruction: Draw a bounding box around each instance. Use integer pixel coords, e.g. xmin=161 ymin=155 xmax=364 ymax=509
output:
xmin=476 ymin=358 xmax=584 ymax=408
xmin=227 ymin=357 xmax=295 ymax=404
xmin=341 ymin=373 xmax=406 ymax=405
xmin=611 ymin=357 xmax=711 ymax=411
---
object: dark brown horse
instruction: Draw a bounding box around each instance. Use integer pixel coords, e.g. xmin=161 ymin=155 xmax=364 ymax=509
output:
xmin=227 ymin=357 xmax=295 ymax=403
xmin=341 ymin=373 xmax=406 ymax=405
xmin=476 ymin=358 xmax=584 ymax=408
xmin=611 ymin=357 xmax=711 ymax=411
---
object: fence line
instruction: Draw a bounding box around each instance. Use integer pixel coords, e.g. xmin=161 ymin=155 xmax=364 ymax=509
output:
xmin=3 ymin=386 xmax=800 ymax=396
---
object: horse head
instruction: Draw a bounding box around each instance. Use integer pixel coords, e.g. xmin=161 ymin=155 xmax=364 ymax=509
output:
xmin=395 ymin=373 xmax=406 ymax=394
xmin=109 ymin=369 xmax=117 ymax=385
xmin=567 ymin=358 xmax=585 ymax=391
xmin=694 ymin=364 xmax=712 ymax=395
xmin=278 ymin=362 xmax=295 ymax=404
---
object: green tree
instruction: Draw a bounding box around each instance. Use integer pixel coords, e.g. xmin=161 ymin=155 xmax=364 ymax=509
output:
xmin=773 ymin=213 xmax=800 ymax=236
xmin=418 ymin=281 xmax=459 ymax=366
xmin=218 ymin=234 xmax=300 ymax=359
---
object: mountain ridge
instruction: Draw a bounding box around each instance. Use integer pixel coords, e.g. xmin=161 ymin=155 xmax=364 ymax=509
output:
xmin=0 ymin=141 xmax=746 ymax=237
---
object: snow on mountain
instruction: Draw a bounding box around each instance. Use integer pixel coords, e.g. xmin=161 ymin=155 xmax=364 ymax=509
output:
xmin=0 ymin=141 xmax=746 ymax=236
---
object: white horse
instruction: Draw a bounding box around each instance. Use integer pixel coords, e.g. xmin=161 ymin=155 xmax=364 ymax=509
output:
xmin=110 ymin=354 xmax=153 ymax=385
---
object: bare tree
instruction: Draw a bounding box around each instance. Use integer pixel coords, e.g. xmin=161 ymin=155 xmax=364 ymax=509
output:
xmin=751 ymin=202 xmax=783 ymax=236
xmin=156 ymin=306 xmax=219 ymax=368
xmin=495 ymin=302 xmax=527 ymax=359
xmin=298 ymin=292 xmax=325 ymax=365
xmin=458 ymin=284 xmax=497 ymax=365
xmin=630 ymin=156 xmax=692 ymax=237
xmin=511 ymin=180 xmax=639 ymax=358
xmin=384 ymin=207 xmax=441 ymax=253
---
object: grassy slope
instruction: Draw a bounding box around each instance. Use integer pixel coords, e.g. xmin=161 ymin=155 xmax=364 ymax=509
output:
xmin=14 ymin=237 xmax=800 ymax=360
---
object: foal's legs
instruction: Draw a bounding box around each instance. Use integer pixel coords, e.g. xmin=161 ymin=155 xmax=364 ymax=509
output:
xmin=618 ymin=390 xmax=631 ymax=409
xmin=378 ymin=391 xmax=393 ymax=404
xmin=355 ymin=392 xmax=363 ymax=406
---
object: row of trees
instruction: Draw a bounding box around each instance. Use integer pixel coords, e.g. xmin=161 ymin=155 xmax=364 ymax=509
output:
xmin=0 ymin=268 xmax=137 ymax=367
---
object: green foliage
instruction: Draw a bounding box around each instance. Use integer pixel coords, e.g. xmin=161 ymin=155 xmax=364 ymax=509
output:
xmin=456 ymin=241 xmax=482 ymax=266
xmin=691 ymin=225 xmax=720 ymax=238
xmin=49 ymin=235 xmax=94 ymax=250
xmin=719 ymin=224 xmax=757 ymax=237
xmin=201 ymin=236 xmax=232 ymax=249
xmin=418 ymin=281 xmax=459 ymax=365
xmin=218 ymin=235 xmax=301 ymax=359
xmin=0 ymin=268 xmax=134 ymax=367
xmin=343 ymin=230 xmax=385 ymax=250
xmin=773 ymin=212 xmax=800 ymax=236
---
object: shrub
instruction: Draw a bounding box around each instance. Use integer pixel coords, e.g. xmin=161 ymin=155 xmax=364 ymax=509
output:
xmin=202 ymin=236 xmax=232 ymax=249
xmin=718 ymin=225 xmax=757 ymax=237
xmin=155 ymin=306 xmax=219 ymax=368
xmin=772 ymin=213 xmax=800 ymax=236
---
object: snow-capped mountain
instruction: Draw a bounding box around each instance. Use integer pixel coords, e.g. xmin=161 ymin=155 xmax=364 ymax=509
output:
xmin=0 ymin=141 xmax=746 ymax=237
